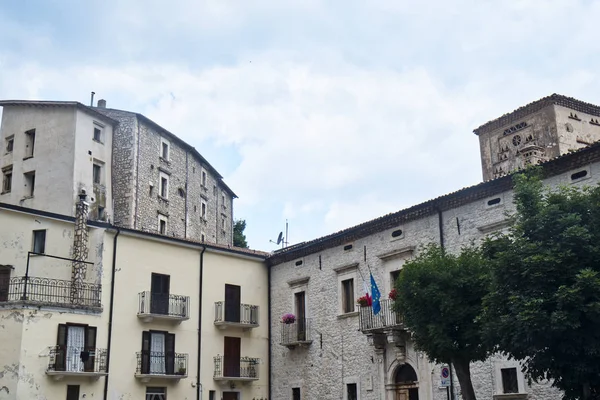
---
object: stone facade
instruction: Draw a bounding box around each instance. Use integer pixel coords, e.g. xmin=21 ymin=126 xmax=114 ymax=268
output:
xmin=95 ymin=105 xmax=236 ymax=244
xmin=475 ymin=94 xmax=600 ymax=181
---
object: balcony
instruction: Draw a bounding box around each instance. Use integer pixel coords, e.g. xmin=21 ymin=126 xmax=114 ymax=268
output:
xmin=214 ymin=301 xmax=259 ymax=330
xmin=46 ymin=346 xmax=107 ymax=381
xmin=280 ymin=318 xmax=313 ymax=348
xmin=358 ymin=299 xmax=404 ymax=333
xmin=135 ymin=351 xmax=188 ymax=382
xmin=213 ymin=356 xmax=260 ymax=382
xmin=137 ymin=291 xmax=190 ymax=323
xmin=1 ymin=276 xmax=101 ymax=309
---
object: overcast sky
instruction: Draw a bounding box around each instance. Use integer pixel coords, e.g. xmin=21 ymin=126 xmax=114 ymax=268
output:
xmin=1 ymin=0 xmax=600 ymax=250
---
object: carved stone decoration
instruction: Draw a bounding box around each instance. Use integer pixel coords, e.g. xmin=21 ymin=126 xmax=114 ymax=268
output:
xmin=71 ymin=191 xmax=90 ymax=305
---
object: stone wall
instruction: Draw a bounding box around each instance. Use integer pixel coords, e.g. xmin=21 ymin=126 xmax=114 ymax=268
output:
xmin=269 ymin=161 xmax=600 ymax=399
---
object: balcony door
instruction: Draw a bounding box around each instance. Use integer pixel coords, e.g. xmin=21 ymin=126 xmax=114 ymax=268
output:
xmin=224 ymin=284 xmax=241 ymax=323
xmin=294 ymin=291 xmax=306 ymax=341
xmin=0 ymin=267 xmax=10 ymax=302
xmin=55 ymin=324 xmax=97 ymax=372
xmin=150 ymin=273 xmax=170 ymax=315
xmin=141 ymin=331 xmax=175 ymax=375
xmin=223 ymin=336 xmax=241 ymax=378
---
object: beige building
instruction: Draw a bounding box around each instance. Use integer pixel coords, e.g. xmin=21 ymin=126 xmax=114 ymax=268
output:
xmin=0 ymin=197 xmax=268 ymax=400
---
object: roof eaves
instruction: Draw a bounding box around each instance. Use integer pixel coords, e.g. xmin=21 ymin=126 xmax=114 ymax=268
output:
xmin=0 ymin=100 xmax=119 ymax=126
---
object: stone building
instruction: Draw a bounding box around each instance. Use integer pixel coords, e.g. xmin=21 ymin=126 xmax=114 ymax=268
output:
xmin=267 ymin=94 xmax=600 ymax=400
xmin=0 ymin=99 xmax=236 ymax=245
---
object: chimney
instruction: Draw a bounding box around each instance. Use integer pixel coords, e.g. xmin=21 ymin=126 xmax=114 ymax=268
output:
xmin=97 ymin=99 xmax=107 ymax=108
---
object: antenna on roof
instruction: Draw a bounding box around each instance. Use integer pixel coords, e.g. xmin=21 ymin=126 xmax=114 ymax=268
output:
xmin=269 ymin=220 xmax=289 ymax=249
xmin=90 ymin=92 xmax=95 ymax=107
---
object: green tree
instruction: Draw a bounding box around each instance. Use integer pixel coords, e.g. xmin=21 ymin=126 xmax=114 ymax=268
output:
xmin=395 ymin=243 xmax=491 ymax=400
xmin=233 ymin=219 xmax=248 ymax=248
xmin=482 ymin=167 xmax=600 ymax=399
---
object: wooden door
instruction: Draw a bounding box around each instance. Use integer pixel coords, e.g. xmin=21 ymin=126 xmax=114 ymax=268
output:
xmin=151 ymin=273 xmax=170 ymax=315
xmin=224 ymin=284 xmax=241 ymax=323
xmin=295 ymin=292 xmax=306 ymax=341
xmin=0 ymin=268 xmax=10 ymax=301
xmin=224 ymin=336 xmax=241 ymax=377
xmin=223 ymin=392 xmax=239 ymax=400
xmin=83 ymin=326 xmax=97 ymax=372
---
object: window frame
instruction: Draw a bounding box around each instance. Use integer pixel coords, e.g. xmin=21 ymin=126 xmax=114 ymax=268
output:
xmin=5 ymin=135 xmax=14 ymax=154
xmin=24 ymin=170 xmax=35 ymax=197
xmin=160 ymin=138 xmax=170 ymax=161
xmin=2 ymin=166 xmax=12 ymax=194
xmin=24 ymin=129 xmax=35 ymax=159
xmin=335 ymin=264 xmax=359 ymax=316
xmin=92 ymin=162 xmax=103 ymax=185
xmin=32 ymin=229 xmax=46 ymax=254
xmin=158 ymin=215 xmax=168 ymax=235
xmin=201 ymin=170 xmax=207 ymax=187
xmin=159 ymin=172 xmax=169 ymax=199
xmin=341 ymin=278 xmax=355 ymax=314
xmin=201 ymin=200 xmax=207 ymax=219
xmin=501 ymin=367 xmax=519 ymax=394
xmin=93 ymin=122 xmax=104 ymax=144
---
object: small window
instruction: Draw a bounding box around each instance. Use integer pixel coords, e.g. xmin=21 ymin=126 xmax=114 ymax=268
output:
xmin=487 ymin=197 xmax=501 ymax=206
xmin=391 ymin=229 xmax=403 ymax=238
xmin=5 ymin=136 xmax=14 ymax=153
xmin=341 ymin=278 xmax=355 ymax=314
xmin=292 ymin=387 xmax=301 ymax=400
xmin=501 ymin=367 xmax=519 ymax=394
xmin=201 ymin=201 xmax=207 ymax=219
xmin=24 ymin=129 xmax=35 ymax=158
xmin=347 ymin=383 xmax=358 ymax=400
xmin=213 ymin=185 xmax=217 ymax=195
xmin=177 ymin=188 xmax=185 ymax=198
xmin=201 ymin=233 xmax=206 ymax=242
xmin=149 ymin=185 xmax=154 ymax=196
xmin=98 ymin=206 xmax=105 ymax=221
xmin=158 ymin=216 xmax=167 ymax=235
xmin=222 ymin=192 xmax=226 ymax=207
xmin=146 ymin=387 xmax=166 ymax=400
xmin=2 ymin=167 xmax=12 ymax=193
xmin=201 ymin=170 xmax=207 ymax=187
xmin=93 ymin=163 xmax=102 ymax=185
xmin=160 ymin=175 xmax=169 ymax=199
xmin=66 ymin=385 xmax=80 ymax=400
xmin=24 ymin=171 xmax=35 ymax=197
xmin=160 ymin=140 xmax=170 ymax=160
xmin=295 ymin=260 xmax=303 ymax=266
xmin=571 ymin=170 xmax=588 ymax=181
xmin=221 ymin=216 xmax=226 ymax=230
xmin=208 ymin=391 xmax=215 ymax=400
xmin=93 ymin=124 xmax=103 ymax=143
xmin=33 ymin=230 xmax=46 ymax=254
xmin=344 ymin=244 xmax=353 ymax=251
xmin=390 ymin=270 xmax=402 ymax=290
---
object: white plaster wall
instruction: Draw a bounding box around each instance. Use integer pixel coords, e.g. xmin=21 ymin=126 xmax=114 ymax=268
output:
xmin=201 ymin=250 xmax=269 ymax=400
xmin=554 ymin=104 xmax=600 ymax=152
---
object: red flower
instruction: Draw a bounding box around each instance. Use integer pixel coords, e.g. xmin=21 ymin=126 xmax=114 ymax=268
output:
xmin=389 ymin=288 xmax=398 ymax=300
xmin=357 ymin=294 xmax=373 ymax=306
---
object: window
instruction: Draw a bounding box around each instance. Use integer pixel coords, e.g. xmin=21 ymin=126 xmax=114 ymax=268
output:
xmin=390 ymin=270 xmax=401 ymax=291
xmin=160 ymin=139 xmax=170 ymax=161
xmin=341 ymin=278 xmax=355 ymax=314
xmin=292 ymin=387 xmax=301 ymax=400
xmin=149 ymin=184 xmax=154 ymax=196
xmin=347 ymin=383 xmax=358 ymax=400
xmin=141 ymin=331 xmax=175 ymax=375
xmin=66 ymin=385 xmax=80 ymax=400
xmin=177 ymin=188 xmax=185 ymax=198
xmin=146 ymin=387 xmax=166 ymax=400
xmin=201 ymin=201 xmax=207 ymax=219
xmin=24 ymin=129 xmax=35 ymax=158
xmin=93 ymin=124 xmax=103 ymax=143
xmin=158 ymin=215 xmax=167 ymax=235
xmin=93 ymin=163 xmax=102 ymax=185
xmin=159 ymin=173 xmax=169 ymax=199
xmin=201 ymin=170 xmax=207 ymax=187
xmin=221 ymin=216 xmax=226 ymax=230
xmin=33 ymin=230 xmax=46 ymax=254
xmin=2 ymin=167 xmax=12 ymax=193
xmin=208 ymin=390 xmax=215 ymax=400
xmin=213 ymin=185 xmax=217 ymax=195
xmin=222 ymin=192 xmax=226 ymax=208
xmin=501 ymin=367 xmax=519 ymax=394
xmin=201 ymin=233 xmax=206 ymax=242
xmin=5 ymin=135 xmax=13 ymax=153
xmin=24 ymin=171 xmax=35 ymax=197
xmin=54 ymin=324 xmax=97 ymax=373
xmin=97 ymin=206 xmax=105 ymax=221
xmin=0 ymin=266 xmax=11 ymax=302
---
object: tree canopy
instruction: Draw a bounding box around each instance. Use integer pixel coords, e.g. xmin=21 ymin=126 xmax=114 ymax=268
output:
xmin=482 ymin=167 xmax=600 ymax=399
xmin=395 ymin=243 xmax=491 ymax=400
xmin=233 ymin=219 xmax=248 ymax=248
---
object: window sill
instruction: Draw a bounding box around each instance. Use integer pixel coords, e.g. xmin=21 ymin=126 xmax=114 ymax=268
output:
xmin=159 ymin=156 xmax=171 ymax=165
xmin=0 ymin=191 xmax=10 ymax=195
xmin=337 ymin=311 xmax=359 ymax=319
xmin=157 ymin=195 xmax=169 ymax=203
xmin=23 ymin=156 xmax=33 ymax=161
xmin=92 ymin=139 xmax=104 ymax=145
xmin=22 ymin=195 xmax=34 ymax=200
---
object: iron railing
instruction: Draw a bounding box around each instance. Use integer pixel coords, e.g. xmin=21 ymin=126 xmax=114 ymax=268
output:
xmin=138 ymin=291 xmax=190 ymax=318
xmin=136 ymin=351 xmax=188 ymax=376
xmin=358 ymin=299 xmax=404 ymax=332
xmin=214 ymin=301 xmax=259 ymax=325
xmin=213 ymin=356 xmax=260 ymax=379
xmin=47 ymin=346 xmax=107 ymax=373
xmin=1 ymin=276 xmax=101 ymax=308
xmin=280 ymin=318 xmax=313 ymax=345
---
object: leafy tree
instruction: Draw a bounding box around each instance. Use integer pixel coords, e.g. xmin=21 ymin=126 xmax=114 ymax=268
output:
xmin=395 ymin=244 xmax=491 ymax=400
xmin=233 ymin=219 xmax=248 ymax=248
xmin=482 ymin=167 xmax=600 ymax=399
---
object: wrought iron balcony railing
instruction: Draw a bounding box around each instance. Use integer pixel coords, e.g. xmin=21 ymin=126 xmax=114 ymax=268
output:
xmin=135 ymin=351 xmax=188 ymax=377
xmin=358 ymin=299 xmax=404 ymax=332
xmin=214 ymin=301 xmax=259 ymax=328
xmin=1 ymin=276 xmax=101 ymax=308
xmin=47 ymin=346 xmax=107 ymax=375
xmin=213 ymin=355 xmax=260 ymax=381
xmin=280 ymin=318 xmax=313 ymax=348
xmin=138 ymin=291 xmax=190 ymax=321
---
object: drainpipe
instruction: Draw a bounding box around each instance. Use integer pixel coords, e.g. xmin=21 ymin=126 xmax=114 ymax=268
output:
xmin=267 ymin=263 xmax=272 ymax=400
xmin=103 ymin=227 xmax=120 ymax=400
xmin=197 ymin=246 xmax=206 ymax=400
xmin=436 ymin=208 xmax=455 ymax=400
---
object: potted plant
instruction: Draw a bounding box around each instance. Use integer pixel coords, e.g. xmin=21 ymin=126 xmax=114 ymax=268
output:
xmin=281 ymin=313 xmax=296 ymax=324
xmin=389 ymin=288 xmax=397 ymax=301
xmin=177 ymin=361 xmax=186 ymax=375
xmin=356 ymin=294 xmax=372 ymax=307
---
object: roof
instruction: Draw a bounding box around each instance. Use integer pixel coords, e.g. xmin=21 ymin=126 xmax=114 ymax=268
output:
xmin=94 ymin=107 xmax=238 ymax=198
xmin=0 ymin=100 xmax=119 ymax=126
xmin=266 ymin=139 xmax=600 ymax=266
xmin=473 ymin=93 xmax=600 ymax=136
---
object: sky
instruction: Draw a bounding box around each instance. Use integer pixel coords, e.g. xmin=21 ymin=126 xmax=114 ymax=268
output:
xmin=1 ymin=0 xmax=600 ymax=250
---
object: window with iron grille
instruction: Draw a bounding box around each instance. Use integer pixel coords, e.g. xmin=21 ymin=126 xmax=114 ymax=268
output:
xmin=146 ymin=387 xmax=166 ymax=400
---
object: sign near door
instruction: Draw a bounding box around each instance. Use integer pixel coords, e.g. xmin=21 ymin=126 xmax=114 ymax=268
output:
xmin=440 ymin=365 xmax=451 ymax=387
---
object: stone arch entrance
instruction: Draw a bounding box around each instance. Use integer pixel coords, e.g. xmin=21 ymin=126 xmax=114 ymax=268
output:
xmin=393 ymin=363 xmax=419 ymax=400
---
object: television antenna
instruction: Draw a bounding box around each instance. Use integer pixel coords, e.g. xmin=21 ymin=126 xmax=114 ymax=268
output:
xmin=269 ymin=220 xmax=289 ymax=249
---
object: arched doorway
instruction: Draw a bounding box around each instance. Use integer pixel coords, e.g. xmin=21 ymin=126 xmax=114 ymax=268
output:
xmin=393 ymin=363 xmax=419 ymax=400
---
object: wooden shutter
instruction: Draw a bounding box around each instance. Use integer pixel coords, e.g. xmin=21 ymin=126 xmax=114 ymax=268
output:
xmin=141 ymin=331 xmax=150 ymax=374
xmin=223 ymin=336 xmax=241 ymax=378
xmin=55 ymin=324 xmax=67 ymax=371
xmin=165 ymin=333 xmax=176 ymax=375
xmin=83 ymin=326 xmax=97 ymax=372
xmin=224 ymin=284 xmax=241 ymax=323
